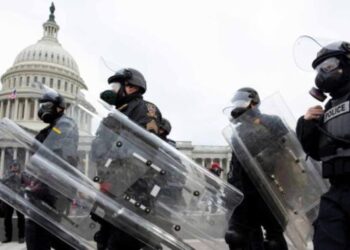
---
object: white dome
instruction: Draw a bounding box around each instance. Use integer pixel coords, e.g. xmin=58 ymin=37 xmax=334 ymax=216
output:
xmin=13 ymin=39 xmax=80 ymax=75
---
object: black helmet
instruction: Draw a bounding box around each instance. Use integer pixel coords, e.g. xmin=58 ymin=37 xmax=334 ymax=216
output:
xmin=39 ymin=89 xmax=66 ymax=109
xmin=160 ymin=118 xmax=172 ymax=135
xmin=226 ymin=87 xmax=260 ymax=119
xmin=108 ymin=68 xmax=147 ymax=93
xmin=312 ymin=41 xmax=350 ymax=69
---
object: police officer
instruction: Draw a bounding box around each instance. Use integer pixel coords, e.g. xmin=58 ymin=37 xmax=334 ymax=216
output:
xmin=296 ymin=41 xmax=350 ymax=249
xmin=225 ymin=87 xmax=288 ymax=250
xmin=93 ymin=68 xmax=163 ymax=250
xmin=25 ymin=89 xmax=78 ymax=250
xmin=2 ymin=161 xmax=25 ymax=244
xmin=159 ymin=118 xmax=176 ymax=147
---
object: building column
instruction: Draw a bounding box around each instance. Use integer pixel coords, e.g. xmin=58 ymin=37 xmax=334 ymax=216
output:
xmin=25 ymin=149 xmax=29 ymax=167
xmin=0 ymin=148 xmax=5 ymax=178
xmin=5 ymin=100 xmax=10 ymax=118
xmin=220 ymin=158 xmax=225 ymax=171
xmin=0 ymin=101 xmax=3 ymax=118
xmin=85 ymin=151 xmax=89 ymax=176
xmin=13 ymin=147 xmax=17 ymax=160
xmin=24 ymin=98 xmax=29 ymax=120
xmin=14 ymin=98 xmax=19 ymax=120
xmin=34 ymin=99 xmax=38 ymax=121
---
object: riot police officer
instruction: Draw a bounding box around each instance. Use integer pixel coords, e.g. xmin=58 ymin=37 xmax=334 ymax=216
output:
xmin=93 ymin=68 xmax=163 ymax=250
xmin=25 ymin=89 xmax=78 ymax=250
xmin=225 ymin=87 xmax=288 ymax=250
xmin=159 ymin=118 xmax=176 ymax=147
xmin=2 ymin=160 xmax=25 ymax=244
xmin=296 ymin=40 xmax=350 ymax=249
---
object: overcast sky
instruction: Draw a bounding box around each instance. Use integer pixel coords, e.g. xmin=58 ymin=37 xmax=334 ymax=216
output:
xmin=0 ymin=0 xmax=349 ymax=145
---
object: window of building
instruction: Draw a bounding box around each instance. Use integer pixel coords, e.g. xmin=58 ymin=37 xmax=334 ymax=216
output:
xmin=26 ymin=76 xmax=30 ymax=86
xmin=42 ymin=77 xmax=46 ymax=84
xmin=19 ymin=77 xmax=23 ymax=87
xmin=57 ymin=80 xmax=61 ymax=90
xmin=64 ymin=81 xmax=68 ymax=92
xmin=50 ymin=78 xmax=53 ymax=88
xmin=34 ymin=76 xmax=38 ymax=83
xmin=71 ymin=83 xmax=74 ymax=93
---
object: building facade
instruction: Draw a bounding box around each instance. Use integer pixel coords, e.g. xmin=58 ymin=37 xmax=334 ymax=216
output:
xmin=0 ymin=4 xmax=232 ymax=180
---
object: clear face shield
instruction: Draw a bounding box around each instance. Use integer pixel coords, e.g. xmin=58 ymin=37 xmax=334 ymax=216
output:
xmin=293 ymin=35 xmax=339 ymax=101
xmin=223 ymin=91 xmax=253 ymax=120
xmin=109 ymin=82 xmax=122 ymax=93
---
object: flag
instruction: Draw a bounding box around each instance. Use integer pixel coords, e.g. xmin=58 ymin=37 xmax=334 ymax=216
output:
xmin=9 ymin=89 xmax=16 ymax=100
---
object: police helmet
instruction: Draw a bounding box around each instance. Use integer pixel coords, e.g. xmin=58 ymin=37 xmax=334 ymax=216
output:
xmin=108 ymin=68 xmax=147 ymax=93
xmin=312 ymin=41 xmax=350 ymax=69
xmin=160 ymin=118 xmax=172 ymax=135
xmin=234 ymin=87 xmax=260 ymax=106
xmin=39 ymin=89 xmax=66 ymax=109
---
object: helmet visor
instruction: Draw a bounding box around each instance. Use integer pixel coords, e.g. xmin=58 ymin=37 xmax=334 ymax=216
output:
xmin=223 ymin=91 xmax=252 ymax=116
xmin=109 ymin=82 xmax=122 ymax=93
xmin=315 ymin=57 xmax=340 ymax=73
xmin=39 ymin=102 xmax=55 ymax=109
xmin=293 ymin=35 xmax=336 ymax=71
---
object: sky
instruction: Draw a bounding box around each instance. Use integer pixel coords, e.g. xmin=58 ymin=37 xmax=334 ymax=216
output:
xmin=0 ymin=0 xmax=349 ymax=145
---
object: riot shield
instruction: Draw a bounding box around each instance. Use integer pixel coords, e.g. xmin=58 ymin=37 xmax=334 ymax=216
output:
xmin=0 ymin=105 xmax=243 ymax=250
xmin=222 ymin=93 xmax=328 ymax=250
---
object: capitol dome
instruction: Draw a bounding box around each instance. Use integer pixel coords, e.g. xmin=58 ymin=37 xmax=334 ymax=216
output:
xmin=0 ymin=3 xmax=93 ymax=133
xmin=1 ymin=3 xmax=86 ymax=91
xmin=13 ymin=38 xmax=80 ymax=76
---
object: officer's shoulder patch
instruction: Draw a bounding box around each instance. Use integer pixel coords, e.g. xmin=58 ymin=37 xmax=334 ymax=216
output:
xmin=52 ymin=127 xmax=62 ymax=134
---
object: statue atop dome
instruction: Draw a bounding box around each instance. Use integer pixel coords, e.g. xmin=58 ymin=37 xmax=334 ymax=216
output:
xmin=49 ymin=2 xmax=56 ymax=22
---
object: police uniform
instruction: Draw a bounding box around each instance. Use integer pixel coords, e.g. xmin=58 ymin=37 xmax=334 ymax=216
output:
xmin=226 ymin=111 xmax=288 ymax=250
xmin=26 ymin=114 xmax=78 ymax=250
xmin=92 ymin=93 xmax=163 ymax=250
xmin=297 ymin=93 xmax=350 ymax=249
xmin=296 ymin=39 xmax=350 ymax=250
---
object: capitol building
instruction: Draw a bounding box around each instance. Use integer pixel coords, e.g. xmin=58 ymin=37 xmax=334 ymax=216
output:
xmin=0 ymin=4 xmax=231 ymax=179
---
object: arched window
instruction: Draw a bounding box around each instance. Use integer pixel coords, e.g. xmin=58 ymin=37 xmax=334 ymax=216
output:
xmin=57 ymin=80 xmax=61 ymax=90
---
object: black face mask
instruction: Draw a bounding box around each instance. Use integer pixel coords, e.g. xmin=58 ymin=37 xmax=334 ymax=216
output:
xmin=38 ymin=102 xmax=60 ymax=124
xmin=315 ymin=58 xmax=350 ymax=97
xmin=231 ymin=107 xmax=248 ymax=119
xmin=100 ymin=87 xmax=142 ymax=107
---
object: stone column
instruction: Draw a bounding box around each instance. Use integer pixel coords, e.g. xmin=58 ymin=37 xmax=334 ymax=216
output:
xmin=0 ymin=148 xmax=5 ymax=178
xmin=34 ymin=99 xmax=38 ymax=121
xmin=0 ymin=101 xmax=3 ymax=118
xmin=25 ymin=150 xmax=29 ymax=167
xmin=14 ymin=98 xmax=19 ymax=120
xmin=13 ymin=147 xmax=18 ymax=160
xmin=5 ymin=100 xmax=10 ymax=118
xmin=85 ymin=151 xmax=89 ymax=177
xmin=24 ymin=98 xmax=29 ymax=120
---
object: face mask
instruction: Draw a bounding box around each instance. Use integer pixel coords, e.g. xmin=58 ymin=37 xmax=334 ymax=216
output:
xmin=315 ymin=57 xmax=348 ymax=95
xmin=100 ymin=90 xmax=119 ymax=105
xmin=38 ymin=102 xmax=58 ymax=123
xmin=231 ymin=107 xmax=248 ymax=119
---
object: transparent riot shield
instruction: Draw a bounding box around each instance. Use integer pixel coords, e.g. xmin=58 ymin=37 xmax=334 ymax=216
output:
xmin=222 ymin=93 xmax=328 ymax=250
xmin=0 ymin=124 xmax=97 ymax=249
xmin=0 ymin=105 xmax=243 ymax=250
